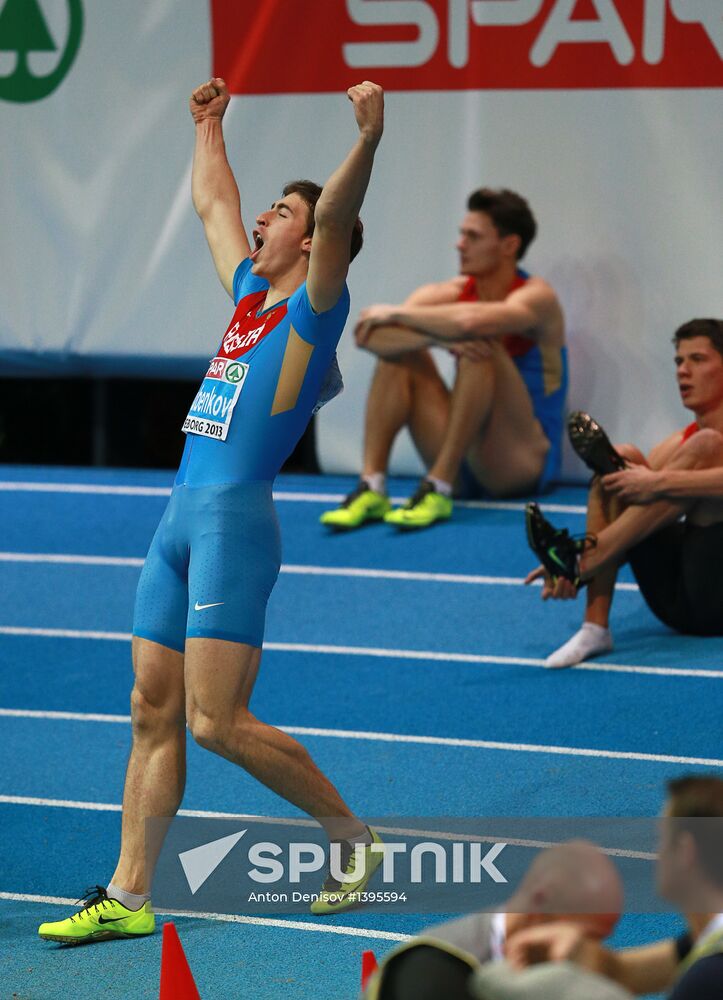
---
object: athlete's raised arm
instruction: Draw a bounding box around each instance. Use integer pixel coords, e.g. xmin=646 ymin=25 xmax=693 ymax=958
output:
xmin=190 ymin=78 xmax=251 ymax=298
xmin=306 ymin=82 xmax=384 ymax=315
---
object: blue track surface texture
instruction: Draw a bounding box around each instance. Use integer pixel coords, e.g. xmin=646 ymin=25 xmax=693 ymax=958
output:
xmin=0 ymin=467 xmax=720 ymax=998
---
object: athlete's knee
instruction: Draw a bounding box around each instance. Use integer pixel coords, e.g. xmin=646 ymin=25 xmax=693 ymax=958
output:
xmin=615 ymin=443 xmax=646 ymax=465
xmin=129 ymin=683 xmax=184 ymax=739
xmin=376 ymin=355 xmax=416 ymax=378
xmin=457 ymin=355 xmax=495 ymax=383
xmin=187 ymin=703 xmax=253 ymax=756
xmin=676 ymin=428 xmax=723 ymax=466
xmin=187 ymin=709 xmax=220 ymax=753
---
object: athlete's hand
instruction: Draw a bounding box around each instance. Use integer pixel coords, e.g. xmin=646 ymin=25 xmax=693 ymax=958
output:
xmin=602 ymin=466 xmax=662 ymax=504
xmin=354 ymin=304 xmax=396 ymax=346
xmin=448 ymin=340 xmax=494 ymax=361
xmin=525 ymin=565 xmax=578 ymax=600
xmin=190 ymin=78 xmax=230 ymax=124
xmin=506 ymin=922 xmax=589 ymax=970
xmin=347 ymin=81 xmax=384 ymax=147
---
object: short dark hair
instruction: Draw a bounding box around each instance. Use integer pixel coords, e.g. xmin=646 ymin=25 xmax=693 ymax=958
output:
xmin=282 ymin=180 xmax=364 ymax=262
xmin=667 ymin=775 xmax=723 ymax=888
xmin=672 ymin=318 xmax=723 ymax=361
xmin=466 ymin=187 xmax=537 ymax=260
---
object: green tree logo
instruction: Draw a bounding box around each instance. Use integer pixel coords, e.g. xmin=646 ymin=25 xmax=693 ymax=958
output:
xmin=226 ymin=362 xmax=247 ymax=384
xmin=0 ymin=0 xmax=83 ymax=103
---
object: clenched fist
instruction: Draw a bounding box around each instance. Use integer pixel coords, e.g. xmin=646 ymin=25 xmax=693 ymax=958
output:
xmin=347 ymin=81 xmax=384 ymax=146
xmin=190 ymin=78 xmax=230 ymax=124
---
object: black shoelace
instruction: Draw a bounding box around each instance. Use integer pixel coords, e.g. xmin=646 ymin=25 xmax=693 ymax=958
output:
xmin=69 ymin=885 xmax=110 ymax=923
xmin=404 ymin=478 xmax=435 ymax=509
xmin=320 ymin=841 xmax=354 ymax=892
xmin=341 ymin=480 xmax=372 ymax=508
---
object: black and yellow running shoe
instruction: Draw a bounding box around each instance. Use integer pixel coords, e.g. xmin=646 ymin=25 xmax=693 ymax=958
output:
xmin=310 ymin=829 xmax=384 ymax=914
xmin=38 ymin=885 xmax=155 ymax=945
xmin=384 ymin=479 xmax=452 ymax=529
xmin=525 ymin=502 xmax=594 ymax=587
xmin=320 ymin=481 xmax=391 ymax=530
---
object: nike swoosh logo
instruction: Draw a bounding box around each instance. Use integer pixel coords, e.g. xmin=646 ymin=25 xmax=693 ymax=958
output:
xmin=194 ymin=601 xmax=225 ymax=611
xmin=97 ymin=914 xmax=128 ymax=925
xmin=548 ymin=547 xmax=567 ymax=570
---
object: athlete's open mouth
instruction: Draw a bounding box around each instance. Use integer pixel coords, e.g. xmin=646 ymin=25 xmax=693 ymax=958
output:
xmin=251 ymin=230 xmax=265 ymax=261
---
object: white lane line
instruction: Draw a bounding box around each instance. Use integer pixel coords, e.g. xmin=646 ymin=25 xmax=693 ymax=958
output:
xmin=282 ymin=564 xmax=638 ymax=591
xmin=268 ymin=643 xmax=723 ymax=680
xmin=0 ymin=708 xmax=132 ymax=723
xmin=0 ymin=627 xmax=720 ymax=679
xmin=0 ymin=552 xmax=640 ymax=593
xmin=0 ymin=552 xmax=144 ymax=568
xmin=276 ymin=492 xmax=589 ymax=515
xmin=0 ymin=797 xmax=655 ymax=861
xmin=281 ymin=726 xmax=723 ymax=768
xmin=0 ymin=481 xmax=587 ymax=514
xmin=1 ymin=795 xmax=121 ymax=812
xmin=0 ymin=626 xmax=132 ymax=641
xmin=0 ymin=707 xmax=720 ymax=767
xmin=0 ymin=482 xmax=172 ymax=496
xmin=0 ymin=891 xmax=409 ymax=942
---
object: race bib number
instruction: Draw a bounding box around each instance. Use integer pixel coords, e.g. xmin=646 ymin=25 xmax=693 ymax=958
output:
xmin=182 ymin=356 xmax=249 ymax=441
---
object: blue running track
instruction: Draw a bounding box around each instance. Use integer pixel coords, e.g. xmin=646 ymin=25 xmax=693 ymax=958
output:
xmin=0 ymin=468 xmax=721 ymax=998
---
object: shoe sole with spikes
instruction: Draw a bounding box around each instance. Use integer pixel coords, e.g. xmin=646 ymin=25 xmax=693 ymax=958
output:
xmin=568 ymin=411 xmax=626 ymax=477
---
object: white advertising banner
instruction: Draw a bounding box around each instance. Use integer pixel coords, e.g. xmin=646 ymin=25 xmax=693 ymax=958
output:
xmin=0 ymin=0 xmax=721 ymax=473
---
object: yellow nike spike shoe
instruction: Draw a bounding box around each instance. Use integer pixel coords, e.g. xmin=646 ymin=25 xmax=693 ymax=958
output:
xmin=38 ymin=885 xmax=155 ymax=944
xmin=320 ymin=480 xmax=391 ymax=530
xmin=384 ymin=479 xmax=452 ymax=529
xmin=310 ymin=828 xmax=384 ymax=915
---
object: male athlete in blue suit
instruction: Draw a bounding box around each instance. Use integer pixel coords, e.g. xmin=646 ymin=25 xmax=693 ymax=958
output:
xmin=39 ymin=77 xmax=385 ymax=944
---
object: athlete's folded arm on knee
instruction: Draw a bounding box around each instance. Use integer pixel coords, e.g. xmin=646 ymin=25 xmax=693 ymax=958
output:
xmin=369 ymin=278 xmax=558 ymax=346
xmin=451 ymin=279 xmax=560 ymax=341
xmin=653 ymin=430 xmax=723 ymax=499
xmin=649 ymin=465 xmax=723 ymax=501
xmin=355 ymin=277 xmax=465 ymax=356
xmin=605 ymin=430 xmax=723 ymax=502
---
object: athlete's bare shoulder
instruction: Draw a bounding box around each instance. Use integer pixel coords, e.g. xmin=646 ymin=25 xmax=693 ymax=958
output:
xmin=404 ymin=276 xmax=467 ymax=306
xmin=520 ymin=274 xmax=561 ymax=306
xmin=510 ymin=274 xmax=564 ymax=344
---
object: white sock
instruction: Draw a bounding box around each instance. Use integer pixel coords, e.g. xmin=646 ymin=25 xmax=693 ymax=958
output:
xmin=363 ymin=472 xmax=386 ymax=495
xmin=346 ymin=827 xmax=373 ymax=847
xmin=545 ymin=622 xmax=613 ymax=669
xmin=106 ymin=882 xmax=150 ymax=911
xmin=426 ymin=476 xmax=452 ymax=497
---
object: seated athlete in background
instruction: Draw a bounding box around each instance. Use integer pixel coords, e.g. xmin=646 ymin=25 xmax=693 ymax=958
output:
xmin=363 ymin=839 xmax=623 ymax=999
xmin=526 ymin=318 xmax=723 ymax=666
xmin=506 ymin=775 xmax=723 ymax=1000
xmin=38 ymin=77 xmax=385 ymax=945
xmin=320 ymin=188 xmax=567 ymax=531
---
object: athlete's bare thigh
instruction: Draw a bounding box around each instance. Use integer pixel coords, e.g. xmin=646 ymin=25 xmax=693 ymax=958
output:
xmin=184 ymin=637 xmax=261 ymax=728
xmin=404 ymin=349 xmax=452 ymax=470
xmin=465 ymin=342 xmax=549 ymax=495
xmin=131 ymin=636 xmax=186 ymax=723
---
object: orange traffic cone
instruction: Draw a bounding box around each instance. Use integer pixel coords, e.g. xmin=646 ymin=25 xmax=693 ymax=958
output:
xmin=361 ymin=949 xmax=378 ymax=990
xmin=159 ymin=922 xmax=201 ymax=999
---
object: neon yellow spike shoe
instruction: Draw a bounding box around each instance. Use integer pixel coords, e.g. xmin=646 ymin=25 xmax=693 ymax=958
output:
xmin=320 ymin=480 xmax=391 ymax=530
xmin=384 ymin=479 xmax=453 ymax=529
xmin=38 ymin=885 xmax=155 ymax=945
xmin=310 ymin=828 xmax=384 ymax=914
